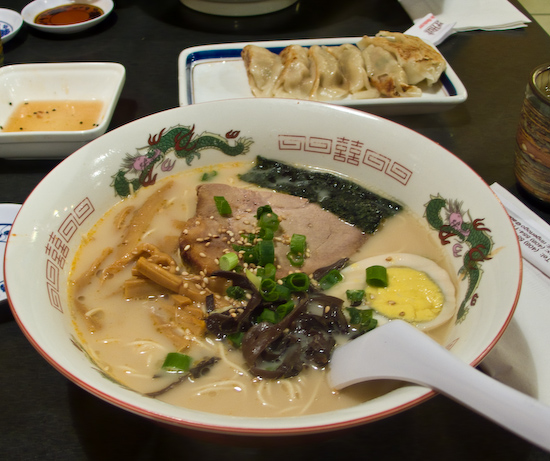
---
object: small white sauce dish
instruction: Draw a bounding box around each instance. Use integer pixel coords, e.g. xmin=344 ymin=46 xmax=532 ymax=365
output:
xmin=0 ymin=203 xmax=21 ymax=303
xmin=21 ymin=0 xmax=114 ymax=34
xmin=0 ymin=8 xmax=23 ymax=43
xmin=0 ymin=62 xmax=125 ymax=159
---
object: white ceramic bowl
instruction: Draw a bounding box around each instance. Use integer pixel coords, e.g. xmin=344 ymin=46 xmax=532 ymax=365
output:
xmin=180 ymin=0 xmax=298 ymax=16
xmin=5 ymin=98 xmax=522 ymax=437
xmin=0 ymin=204 xmax=21 ymax=303
xmin=0 ymin=62 xmax=125 ymax=159
xmin=21 ymin=0 xmax=114 ymax=34
xmin=0 ymin=8 xmax=23 ymax=43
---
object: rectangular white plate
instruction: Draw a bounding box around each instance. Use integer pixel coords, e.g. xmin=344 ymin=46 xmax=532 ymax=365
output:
xmin=178 ymin=37 xmax=468 ymax=116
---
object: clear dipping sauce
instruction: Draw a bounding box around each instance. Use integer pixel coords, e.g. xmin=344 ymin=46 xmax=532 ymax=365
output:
xmin=34 ymin=4 xmax=104 ymax=26
xmin=2 ymin=100 xmax=104 ymax=132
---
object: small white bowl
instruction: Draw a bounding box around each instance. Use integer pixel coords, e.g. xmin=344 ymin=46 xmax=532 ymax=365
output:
xmin=5 ymin=98 xmax=522 ymax=437
xmin=180 ymin=0 xmax=298 ymax=16
xmin=21 ymin=0 xmax=114 ymax=34
xmin=0 ymin=203 xmax=21 ymax=303
xmin=0 ymin=62 xmax=125 ymax=159
xmin=0 ymin=8 xmax=23 ymax=43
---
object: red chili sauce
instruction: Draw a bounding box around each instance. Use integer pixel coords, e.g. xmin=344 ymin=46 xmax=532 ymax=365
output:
xmin=34 ymin=4 xmax=104 ymax=26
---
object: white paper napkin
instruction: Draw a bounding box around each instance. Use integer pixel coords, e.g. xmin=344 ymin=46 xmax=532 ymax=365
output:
xmin=481 ymin=184 xmax=550 ymax=405
xmin=399 ymin=0 xmax=531 ymax=32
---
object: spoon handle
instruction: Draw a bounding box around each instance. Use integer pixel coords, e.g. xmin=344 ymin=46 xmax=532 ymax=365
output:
xmin=408 ymin=334 xmax=550 ymax=451
xmin=331 ymin=320 xmax=550 ymax=451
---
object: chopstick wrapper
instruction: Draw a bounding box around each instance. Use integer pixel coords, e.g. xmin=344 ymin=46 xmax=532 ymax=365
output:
xmin=404 ymin=14 xmax=456 ymax=46
xmin=481 ymin=183 xmax=550 ymax=404
xmin=491 ymin=183 xmax=550 ymax=277
xmin=398 ymin=0 xmax=531 ymax=32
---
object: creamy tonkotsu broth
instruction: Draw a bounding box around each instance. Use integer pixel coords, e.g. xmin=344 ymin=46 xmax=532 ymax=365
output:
xmin=69 ymin=161 xmax=455 ymax=417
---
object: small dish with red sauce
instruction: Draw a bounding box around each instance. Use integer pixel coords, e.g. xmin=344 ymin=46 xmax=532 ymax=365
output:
xmin=21 ymin=0 xmax=114 ymax=34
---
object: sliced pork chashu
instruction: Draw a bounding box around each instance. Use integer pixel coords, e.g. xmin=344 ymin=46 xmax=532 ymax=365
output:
xmin=179 ymin=184 xmax=367 ymax=278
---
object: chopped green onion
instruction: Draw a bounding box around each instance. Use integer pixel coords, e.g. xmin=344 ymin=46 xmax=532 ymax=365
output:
xmin=256 ymin=205 xmax=273 ymax=219
xmin=346 ymin=289 xmax=365 ymax=306
xmin=214 ymin=196 xmax=232 ymax=216
xmin=255 ymin=240 xmax=275 ymax=266
xmin=276 ymin=300 xmax=294 ymax=319
xmin=239 ymin=247 xmax=257 ymax=264
xmin=366 ymin=265 xmax=388 ymax=287
xmin=283 ymin=272 xmax=310 ymax=292
xmin=286 ymin=234 xmax=307 ymax=268
xmin=258 ymin=308 xmax=278 ymax=323
xmin=260 ymin=278 xmax=290 ymax=302
xmin=227 ymin=332 xmax=244 ymax=348
xmin=286 ymin=251 xmax=305 ymax=267
xmin=289 ymin=234 xmax=306 ymax=254
xmin=201 ymin=171 xmax=218 ymax=181
xmin=219 ymin=252 xmax=239 ymax=271
xmin=346 ymin=307 xmax=378 ymax=333
xmin=258 ymin=300 xmax=294 ymax=324
xmin=258 ymin=212 xmax=279 ymax=231
xmin=257 ymin=263 xmax=277 ymax=281
xmin=161 ymin=352 xmax=192 ymax=373
xmin=319 ymin=269 xmax=343 ymax=290
xmin=258 ymin=227 xmax=274 ymax=240
xmin=245 ymin=269 xmax=261 ymax=290
xmin=226 ymin=285 xmax=246 ymax=300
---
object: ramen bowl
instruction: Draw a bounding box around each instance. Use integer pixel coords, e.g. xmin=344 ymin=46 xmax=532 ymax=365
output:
xmin=5 ymin=98 xmax=522 ymax=438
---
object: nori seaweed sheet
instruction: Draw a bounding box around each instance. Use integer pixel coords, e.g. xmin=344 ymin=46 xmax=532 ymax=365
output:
xmin=239 ymin=156 xmax=402 ymax=234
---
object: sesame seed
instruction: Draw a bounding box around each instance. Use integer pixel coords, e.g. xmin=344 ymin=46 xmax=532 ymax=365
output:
xmin=184 ymin=244 xmax=191 ymax=251
xmin=199 ymin=252 xmax=206 ymax=258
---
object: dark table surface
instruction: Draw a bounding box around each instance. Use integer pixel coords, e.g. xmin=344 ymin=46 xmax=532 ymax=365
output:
xmin=2 ymin=1 xmax=550 ymax=459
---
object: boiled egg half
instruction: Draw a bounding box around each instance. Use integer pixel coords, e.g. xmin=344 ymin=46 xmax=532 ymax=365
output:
xmin=326 ymin=253 xmax=457 ymax=331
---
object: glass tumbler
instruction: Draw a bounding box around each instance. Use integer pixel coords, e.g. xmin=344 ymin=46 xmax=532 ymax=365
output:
xmin=515 ymin=63 xmax=550 ymax=203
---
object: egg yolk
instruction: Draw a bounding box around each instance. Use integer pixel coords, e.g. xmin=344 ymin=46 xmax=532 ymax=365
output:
xmin=365 ymin=266 xmax=444 ymax=323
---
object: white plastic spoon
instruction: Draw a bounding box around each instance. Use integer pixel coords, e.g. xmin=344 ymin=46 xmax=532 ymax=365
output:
xmin=329 ymin=320 xmax=550 ymax=452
